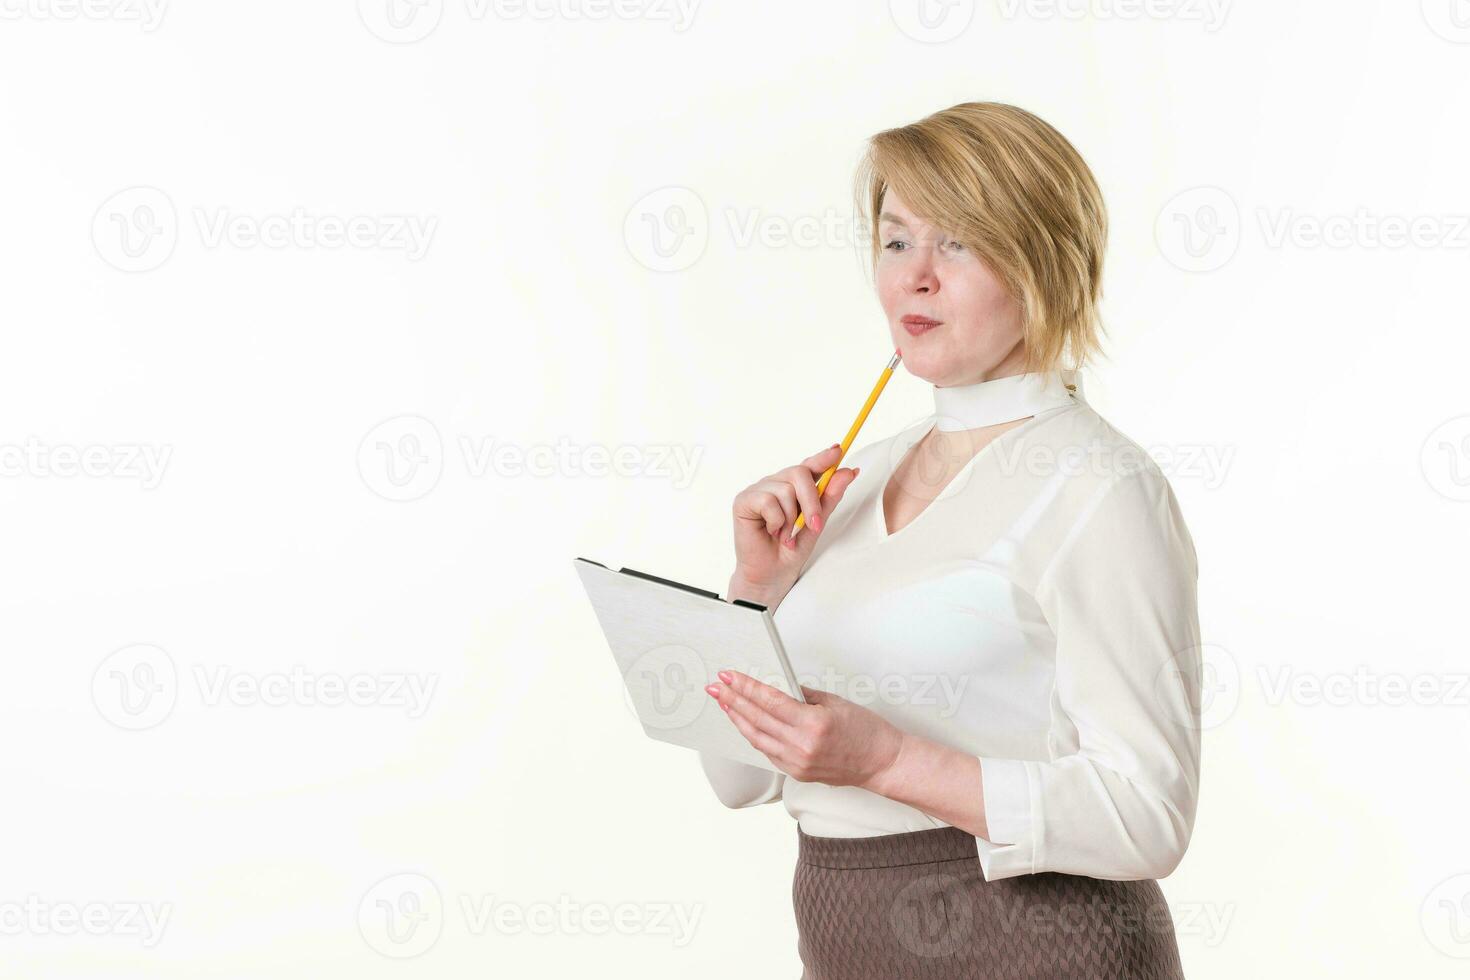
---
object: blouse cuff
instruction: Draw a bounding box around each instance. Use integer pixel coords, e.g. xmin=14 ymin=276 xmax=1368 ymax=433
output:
xmin=974 ymin=756 xmax=1038 ymax=879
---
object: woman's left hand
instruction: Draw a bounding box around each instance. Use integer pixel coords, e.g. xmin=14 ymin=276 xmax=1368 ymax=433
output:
xmin=704 ymin=670 xmax=906 ymax=791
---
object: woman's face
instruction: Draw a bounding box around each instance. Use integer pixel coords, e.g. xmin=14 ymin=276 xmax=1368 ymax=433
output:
xmin=875 ymin=190 xmax=1026 ymax=386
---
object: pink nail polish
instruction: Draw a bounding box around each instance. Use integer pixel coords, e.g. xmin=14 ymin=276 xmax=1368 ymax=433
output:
xmin=704 ymin=684 xmax=720 ymax=697
xmin=717 ymin=670 xmax=733 ymax=684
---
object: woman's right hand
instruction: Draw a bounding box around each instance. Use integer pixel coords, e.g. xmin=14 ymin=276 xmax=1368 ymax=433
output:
xmin=731 ymin=444 xmax=861 ymax=598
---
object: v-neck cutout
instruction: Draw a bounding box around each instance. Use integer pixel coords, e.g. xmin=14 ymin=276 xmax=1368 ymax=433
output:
xmin=875 ymin=411 xmax=1052 ymax=541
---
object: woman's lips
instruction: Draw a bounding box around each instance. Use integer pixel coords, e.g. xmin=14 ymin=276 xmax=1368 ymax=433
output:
xmin=900 ymin=315 xmax=941 ymax=337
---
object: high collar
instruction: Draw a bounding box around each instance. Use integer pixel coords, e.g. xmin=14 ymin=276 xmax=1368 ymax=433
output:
xmin=931 ymin=369 xmax=1082 ymax=432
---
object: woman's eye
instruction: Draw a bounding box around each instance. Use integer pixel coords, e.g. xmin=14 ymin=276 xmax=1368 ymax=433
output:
xmin=946 ymin=239 xmax=965 ymax=251
xmin=884 ymin=240 xmax=907 ymax=251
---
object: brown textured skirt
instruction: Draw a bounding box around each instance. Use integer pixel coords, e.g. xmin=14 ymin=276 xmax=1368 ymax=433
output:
xmin=793 ymin=825 xmax=1185 ymax=979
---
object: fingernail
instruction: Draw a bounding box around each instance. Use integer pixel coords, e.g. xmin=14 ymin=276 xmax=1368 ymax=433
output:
xmin=812 ymin=513 xmax=823 ymax=532
xmin=704 ymin=684 xmax=720 ymax=697
xmin=717 ymin=670 xmax=733 ymax=684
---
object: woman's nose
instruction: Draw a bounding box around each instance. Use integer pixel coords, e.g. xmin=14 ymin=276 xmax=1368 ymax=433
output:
xmin=901 ymin=248 xmax=939 ymax=293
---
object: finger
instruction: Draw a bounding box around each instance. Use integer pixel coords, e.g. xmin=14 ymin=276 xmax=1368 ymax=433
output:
xmin=753 ymin=482 xmax=800 ymax=533
xmin=799 ymin=443 xmax=846 ymax=478
xmin=788 ymin=466 xmax=857 ymax=544
xmin=724 ymin=670 xmax=805 ymax=728
xmin=742 ymin=489 xmax=794 ymax=537
xmin=720 ymin=699 xmax=788 ymax=764
xmin=723 ymin=691 xmax=794 ymax=748
xmin=782 ymin=467 xmax=826 ymax=540
xmin=798 ymin=684 xmax=834 ymax=705
xmin=818 ymin=467 xmax=860 ymax=524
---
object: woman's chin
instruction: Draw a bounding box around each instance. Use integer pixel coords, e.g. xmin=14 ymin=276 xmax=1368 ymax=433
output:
xmin=895 ymin=344 xmax=948 ymax=383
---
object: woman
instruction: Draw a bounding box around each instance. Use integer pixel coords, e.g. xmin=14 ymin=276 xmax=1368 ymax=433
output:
xmin=699 ymin=101 xmax=1202 ymax=979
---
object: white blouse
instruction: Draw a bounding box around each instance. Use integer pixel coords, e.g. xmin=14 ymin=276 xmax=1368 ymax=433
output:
xmin=700 ymin=369 xmax=1202 ymax=882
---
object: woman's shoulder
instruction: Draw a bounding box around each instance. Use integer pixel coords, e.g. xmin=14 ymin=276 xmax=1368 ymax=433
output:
xmin=1020 ymin=403 xmax=1199 ymax=587
xmin=1016 ymin=400 xmax=1175 ymax=494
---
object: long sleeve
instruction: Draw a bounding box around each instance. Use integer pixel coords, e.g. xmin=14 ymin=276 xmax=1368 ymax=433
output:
xmin=975 ymin=464 xmax=1202 ymax=881
xmin=698 ymin=750 xmax=785 ymax=808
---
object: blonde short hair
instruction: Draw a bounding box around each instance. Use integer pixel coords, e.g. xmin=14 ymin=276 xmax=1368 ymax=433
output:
xmin=854 ymin=101 xmax=1108 ymax=375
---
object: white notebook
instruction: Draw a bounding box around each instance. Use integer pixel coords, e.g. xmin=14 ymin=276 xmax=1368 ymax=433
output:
xmin=573 ymin=557 xmax=806 ymax=771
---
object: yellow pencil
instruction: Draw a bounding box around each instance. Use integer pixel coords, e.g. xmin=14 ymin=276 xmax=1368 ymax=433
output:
xmin=790 ymin=348 xmax=903 ymax=540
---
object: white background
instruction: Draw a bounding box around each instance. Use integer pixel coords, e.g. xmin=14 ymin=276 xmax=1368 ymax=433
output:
xmin=2 ymin=1 xmax=1468 ymax=976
